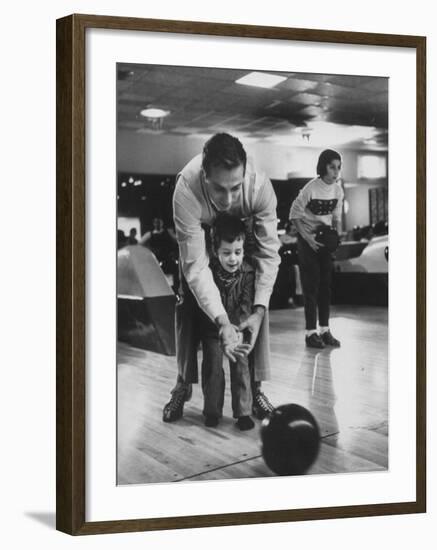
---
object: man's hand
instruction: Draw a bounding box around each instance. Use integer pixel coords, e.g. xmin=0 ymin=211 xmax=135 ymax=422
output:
xmin=218 ymin=323 xmax=238 ymax=361
xmin=238 ymin=306 xmax=265 ymax=354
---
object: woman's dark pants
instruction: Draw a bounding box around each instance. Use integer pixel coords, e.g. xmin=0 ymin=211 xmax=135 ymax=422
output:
xmin=297 ymin=235 xmax=333 ymax=331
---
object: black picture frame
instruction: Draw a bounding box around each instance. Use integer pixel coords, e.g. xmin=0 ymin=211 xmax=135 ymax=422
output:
xmin=56 ymin=13 xmax=426 ymax=535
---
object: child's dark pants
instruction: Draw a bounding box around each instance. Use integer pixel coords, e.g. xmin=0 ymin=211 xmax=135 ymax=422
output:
xmin=201 ymin=335 xmax=252 ymax=419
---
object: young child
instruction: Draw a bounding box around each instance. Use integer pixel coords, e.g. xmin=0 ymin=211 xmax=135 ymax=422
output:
xmin=289 ymin=149 xmax=344 ymax=349
xmin=199 ymin=213 xmax=256 ymax=430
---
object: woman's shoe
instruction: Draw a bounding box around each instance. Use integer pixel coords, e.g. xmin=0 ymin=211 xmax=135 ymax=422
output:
xmin=321 ymin=330 xmax=341 ymax=347
xmin=305 ymin=333 xmax=325 ymax=349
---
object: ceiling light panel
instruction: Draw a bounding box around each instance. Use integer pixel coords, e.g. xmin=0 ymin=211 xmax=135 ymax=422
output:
xmin=235 ymin=72 xmax=287 ymax=89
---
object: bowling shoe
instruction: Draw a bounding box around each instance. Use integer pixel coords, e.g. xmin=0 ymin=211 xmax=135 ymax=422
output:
xmin=321 ymin=330 xmax=341 ymax=347
xmin=252 ymin=390 xmax=275 ymax=420
xmin=162 ymin=386 xmax=190 ymax=422
xmin=305 ymin=333 xmax=325 ymax=349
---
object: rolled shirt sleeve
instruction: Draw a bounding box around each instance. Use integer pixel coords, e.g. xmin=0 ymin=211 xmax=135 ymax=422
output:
xmin=289 ymin=185 xmax=311 ymax=220
xmin=251 ymin=175 xmax=281 ymax=309
xmin=332 ymin=184 xmax=344 ymax=223
xmin=173 ymin=176 xmax=227 ymax=322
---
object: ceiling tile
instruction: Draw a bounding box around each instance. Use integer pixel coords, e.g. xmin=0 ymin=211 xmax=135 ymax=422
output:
xmin=116 ymin=63 xmax=388 ymax=142
xmin=289 ymin=92 xmax=323 ymax=105
xmin=288 ymin=72 xmax=332 ymax=83
xmin=277 ymin=78 xmax=320 ymax=93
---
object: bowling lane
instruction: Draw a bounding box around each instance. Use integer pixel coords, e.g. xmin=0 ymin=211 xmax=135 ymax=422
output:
xmin=117 ymin=305 xmax=388 ymax=484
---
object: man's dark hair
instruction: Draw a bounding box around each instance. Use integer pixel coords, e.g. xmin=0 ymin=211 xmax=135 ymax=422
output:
xmin=212 ymin=213 xmax=246 ymax=252
xmin=202 ymin=133 xmax=247 ymax=177
xmin=316 ymin=149 xmax=342 ymax=177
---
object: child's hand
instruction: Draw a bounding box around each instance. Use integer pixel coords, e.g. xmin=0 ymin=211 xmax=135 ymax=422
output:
xmin=220 ymin=323 xmax=241 ymax=361
xmin=223 ymin=326 xmax=251 ymax=359
xmin=231 ymin=342 xmax=252 ymax=358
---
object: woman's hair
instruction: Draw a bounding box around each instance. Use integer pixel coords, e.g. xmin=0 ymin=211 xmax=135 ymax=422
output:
xmin=202 ymin=133 xmax=247 ymax=176
xmin=212 ymin=213 xmax=246 ymax=251
xmin=316 ymin=149 xmax=342 ymax=177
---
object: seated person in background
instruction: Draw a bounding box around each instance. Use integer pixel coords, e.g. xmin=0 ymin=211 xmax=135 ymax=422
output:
xmin=140 ymin=217 xmax=179 ymax=293
xmin=117 ymin=229 xmax=127 ymax=249
xmin=359 ymin=225 xmax=373 ymax=242
xmin=199 ymin=213 xmax=255 ymax=431
xmin=140 ymin=217 xmax=177 ymax=261
xmin=290 ymin=149 xmax=344 ymax=349
xmin=279 ymin=220 xmax=298 ymax=247
xmin=127 ymin=227 xmax=138 ymax=245
xmin=373 ymin=220 xmax=388 ymax=237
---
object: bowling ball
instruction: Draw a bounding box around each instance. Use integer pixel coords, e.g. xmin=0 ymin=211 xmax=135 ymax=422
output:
xmin=261 ymin=404 xmax=320 ymax=476
xmin=315 ymin=226 xmax=340 ymax=253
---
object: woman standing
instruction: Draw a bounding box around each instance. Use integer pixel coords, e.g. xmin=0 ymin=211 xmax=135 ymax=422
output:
xmin=290 ymin=149 xmax=344 ymax=349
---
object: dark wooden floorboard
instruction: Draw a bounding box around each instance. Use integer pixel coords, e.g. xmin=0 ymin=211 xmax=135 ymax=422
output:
xmin=117 ymin=306 xmax=388 ymax=485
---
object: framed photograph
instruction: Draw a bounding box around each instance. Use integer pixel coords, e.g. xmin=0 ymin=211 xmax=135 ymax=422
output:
xmin=56 ymin=14 xmax=426 ymax=535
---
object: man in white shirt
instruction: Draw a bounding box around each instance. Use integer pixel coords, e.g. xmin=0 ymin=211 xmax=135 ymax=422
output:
xmin=163 ymin=133 xmax=281 ymax=422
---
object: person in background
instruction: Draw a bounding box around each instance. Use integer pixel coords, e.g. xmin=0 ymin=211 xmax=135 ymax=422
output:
xmin=199 ymin=213 xmax=256 ymax=431
xmin=140 ymin=217 xmax=177 ymax=260
xmin=162 ymin=133 xmax=281 ymax=423
xmin=289 ymin=149 xmax=344 ymax=349
xmin=127 ymin=227 xmax=138 ymax=245
xmin=373 ymin=220 xmax=388 ymax=236
xmin=279 ymin=221 xmax=300 ymax=308
xmin=279 ymin=220 xmax=298 ymax=247
xmin=117 ymin=229 xmax=127 ymax=250
xmin=140 ymin=217 xmax=179 ymax=293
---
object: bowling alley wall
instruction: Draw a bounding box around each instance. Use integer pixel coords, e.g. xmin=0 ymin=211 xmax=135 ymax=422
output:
xmin=117 ymin=131 xmax=388 ymax=235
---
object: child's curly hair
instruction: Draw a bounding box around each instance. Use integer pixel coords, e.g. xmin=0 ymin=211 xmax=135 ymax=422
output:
xmin=211 ymin=213 xmax=246 ymax=253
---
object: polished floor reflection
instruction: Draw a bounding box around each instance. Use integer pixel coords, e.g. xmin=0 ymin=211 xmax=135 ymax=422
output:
xmin=117 ymin=305 xmax=388 ymax=484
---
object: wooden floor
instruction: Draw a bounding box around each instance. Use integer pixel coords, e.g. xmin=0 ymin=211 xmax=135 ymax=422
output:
xmin=117 ymin=305 xmax=388 ymax=485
